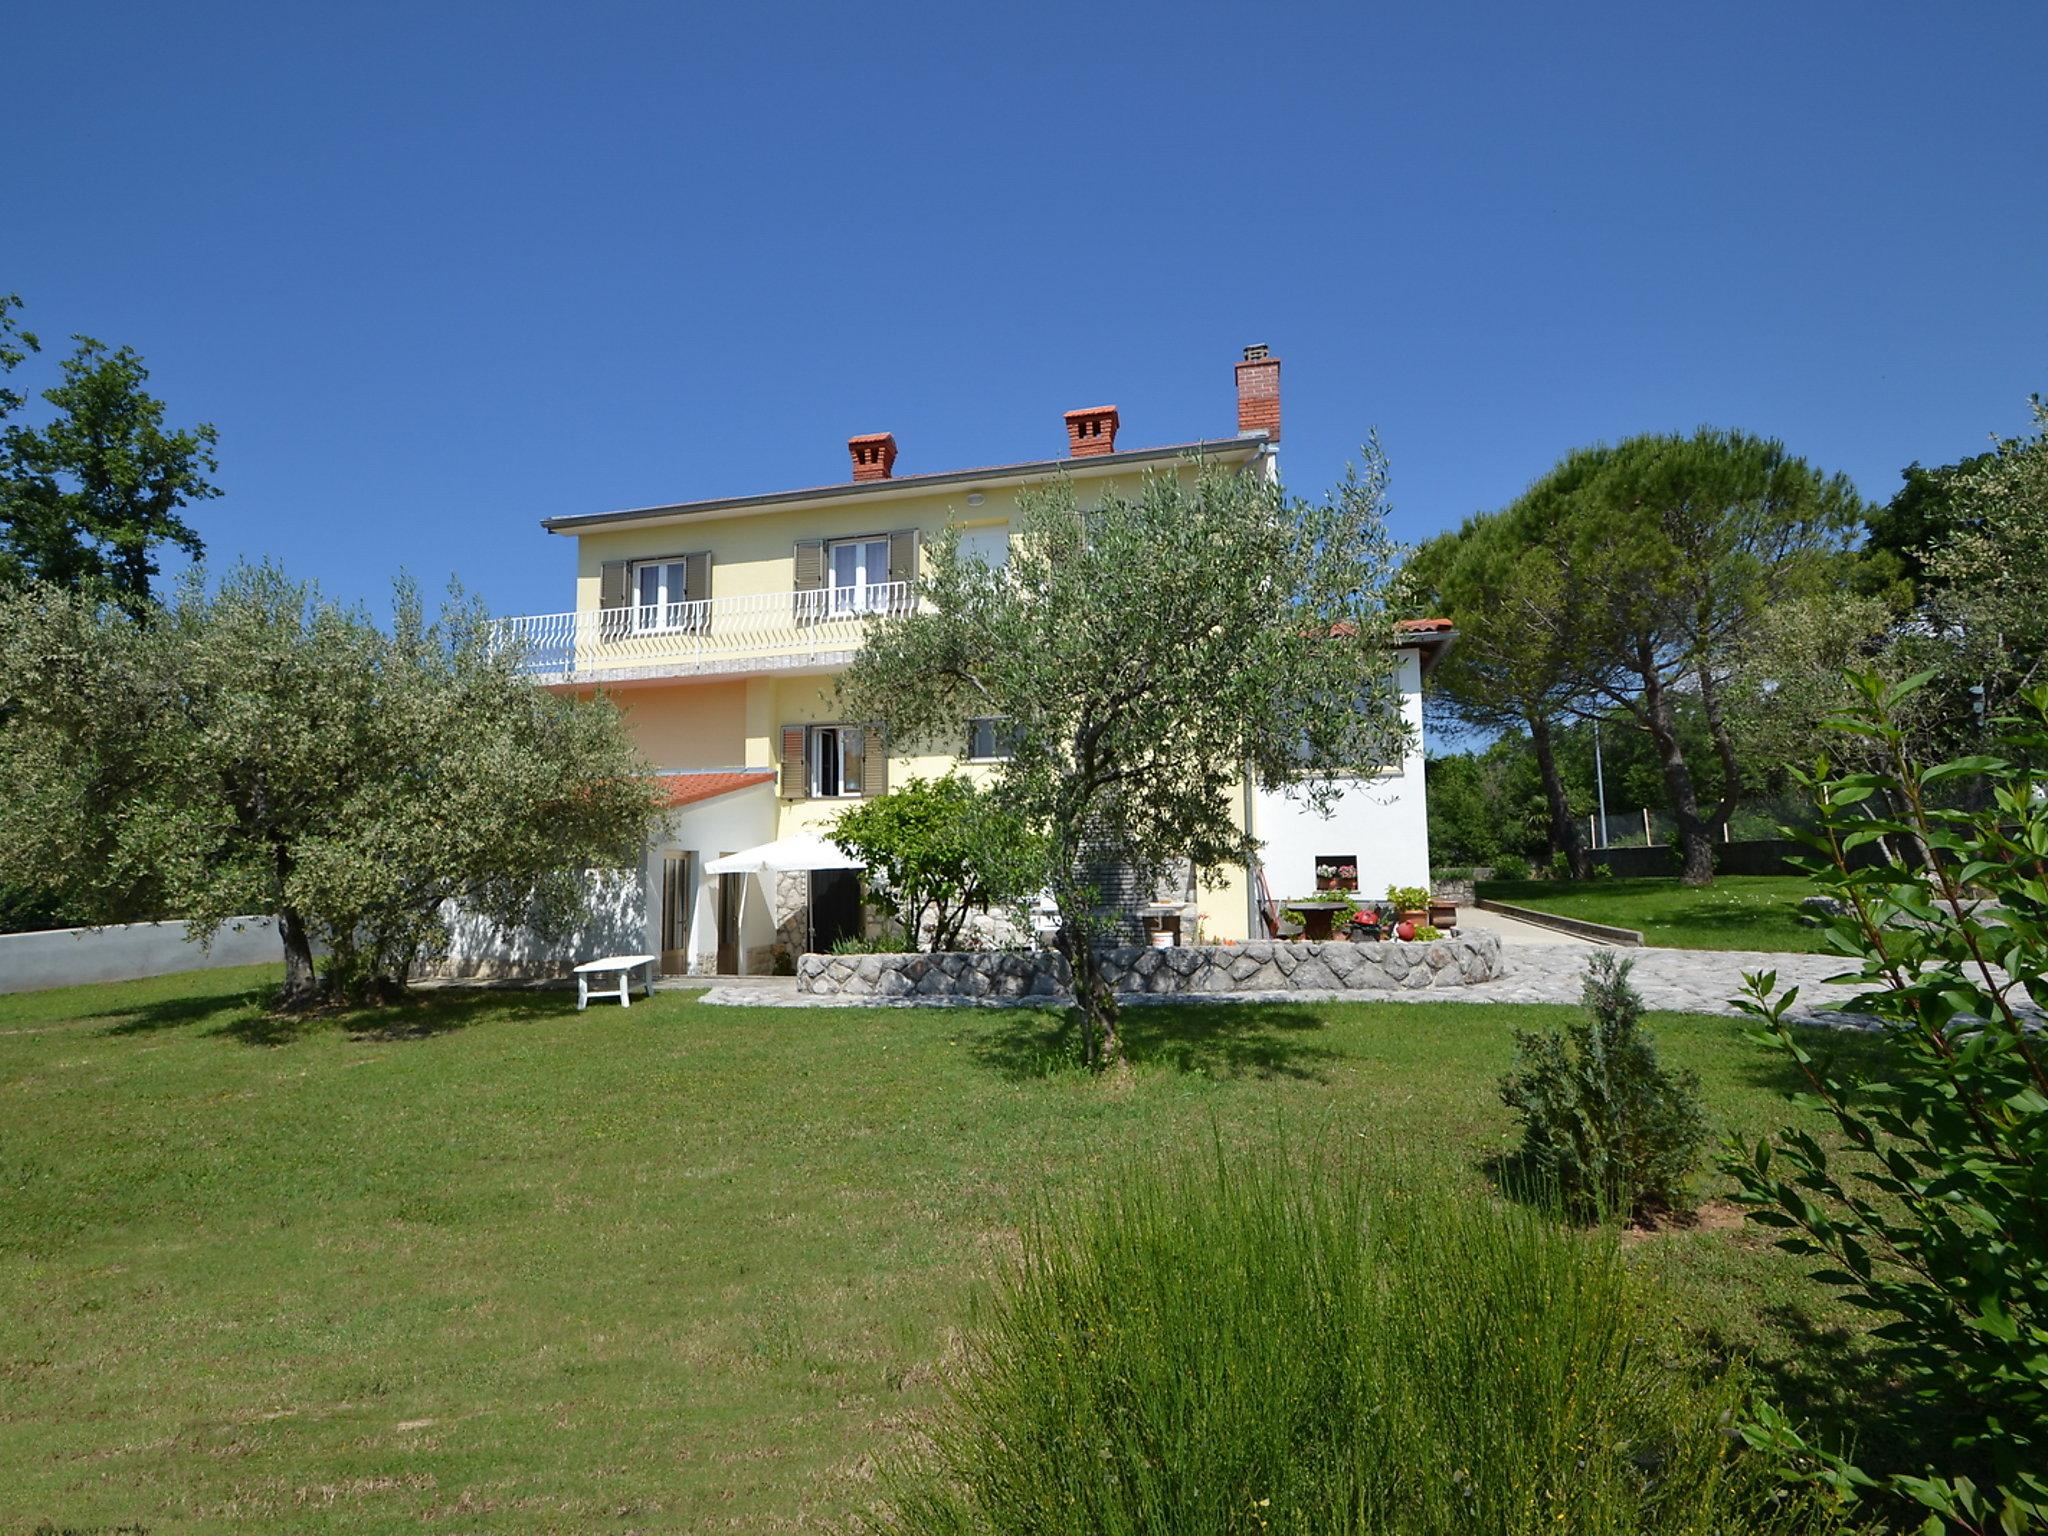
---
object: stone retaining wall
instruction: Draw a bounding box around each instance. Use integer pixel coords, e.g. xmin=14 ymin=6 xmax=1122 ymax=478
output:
xmin=796 ymin=933 xmax=1504 ymax=1001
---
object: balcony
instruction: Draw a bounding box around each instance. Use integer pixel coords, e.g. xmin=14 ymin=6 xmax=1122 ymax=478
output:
xmin=491 ymin=583 xmax=914 ymax=685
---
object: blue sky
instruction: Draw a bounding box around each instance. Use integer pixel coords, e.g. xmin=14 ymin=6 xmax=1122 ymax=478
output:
xmin=5 ymin=2 xmax=2043 ymax=620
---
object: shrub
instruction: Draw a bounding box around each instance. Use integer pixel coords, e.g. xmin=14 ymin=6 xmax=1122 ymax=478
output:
xmin=886 ymin=1147 xmax=1834 ymax=1535
xmin=1725 ymin=672 xmax=2048 ymax=1529
xmin=1592 ymin=861 xmax=1615 ymax=879
xmin=1386 ymin=883 xmax=1430 ymax=913
xmin=1490 ymin=854 xmax=1531 ymax=882
xmin=829 ymin=930 xmax=911 ymax=955
xmin=831 ymin=775 xmax=1045 ymax=953
xmin=1500 ymin=952 xmax=1708 ymax=1222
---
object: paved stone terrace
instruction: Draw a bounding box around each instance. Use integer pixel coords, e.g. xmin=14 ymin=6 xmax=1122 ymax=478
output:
xmin=698 ymin=942 xmax=1872 ymax=1025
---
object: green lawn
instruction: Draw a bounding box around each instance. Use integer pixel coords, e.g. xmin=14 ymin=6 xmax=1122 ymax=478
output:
xmin=1480 ymin=874 xmax=1833 ymax=952
xmin=0 ymin=965 xmax=1886 ymax=1532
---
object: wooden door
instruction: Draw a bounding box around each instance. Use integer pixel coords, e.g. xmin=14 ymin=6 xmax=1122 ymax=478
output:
xmin=716 ymin=871 xmax=742 ymax=975
xmin=659 ymin=852 xmax=693 ymax=975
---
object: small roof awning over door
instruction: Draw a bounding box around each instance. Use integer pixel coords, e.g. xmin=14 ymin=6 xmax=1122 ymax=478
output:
xmin=703 ymin=834 xmax=864 ymax=877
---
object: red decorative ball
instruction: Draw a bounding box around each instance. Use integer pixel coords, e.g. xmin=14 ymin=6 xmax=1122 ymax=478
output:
xmin=1396 ymin=920 xmax=1417 ymax=942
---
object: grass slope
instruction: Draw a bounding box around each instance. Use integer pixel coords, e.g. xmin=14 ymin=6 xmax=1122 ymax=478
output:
xmin=0 ymin=965 xmax=1882 ymax=1532
xmin=1480 ymin=874 xmax=1832 ymax=952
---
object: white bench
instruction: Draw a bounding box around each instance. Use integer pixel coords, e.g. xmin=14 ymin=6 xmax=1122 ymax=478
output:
xmin=573 ymin=954 xmax=658 ymax=1010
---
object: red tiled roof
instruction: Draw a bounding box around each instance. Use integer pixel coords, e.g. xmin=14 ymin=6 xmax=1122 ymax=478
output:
xmin=653 ymin=771 xmax=776 ymax=809
xmin=1324 ymin=617 xmax=1455 ymax=640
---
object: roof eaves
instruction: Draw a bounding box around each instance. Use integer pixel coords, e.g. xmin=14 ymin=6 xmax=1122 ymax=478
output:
xmin=540 ymin=435 xmax=1269 ymax=535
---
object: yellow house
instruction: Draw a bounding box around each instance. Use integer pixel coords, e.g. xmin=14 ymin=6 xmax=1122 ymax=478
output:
xmin=471 ymin=347 xmax=1449 ymax=977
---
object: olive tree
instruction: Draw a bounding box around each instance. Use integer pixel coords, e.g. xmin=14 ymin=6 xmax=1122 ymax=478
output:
xmin=837 ymin=448 xmax=1409 ymax=1069
xmin=0 ymin=564 xmax=660 ymax=1006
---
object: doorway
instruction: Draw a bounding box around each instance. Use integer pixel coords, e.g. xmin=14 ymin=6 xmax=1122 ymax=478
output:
xmin=809 ymin=868 xmax=863 ymax=953
xmin=659 ymin=852 xmax=693 ymax=976
xmin=716 ymin=871 xmax=743 ymax=975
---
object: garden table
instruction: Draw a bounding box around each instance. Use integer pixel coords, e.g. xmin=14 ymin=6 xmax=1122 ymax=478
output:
xmin=573 ymin=954 xmax=657 ymax=1010
xmin=1287 ymin=899 xmax=1355 ymax=942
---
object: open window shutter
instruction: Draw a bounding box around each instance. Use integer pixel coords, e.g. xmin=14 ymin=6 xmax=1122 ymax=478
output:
xmin=599 ymin=560 xmax=630 ymax=639
xmin=887 ymin=529 xmax=919 ymax=610
xmin=793 ymin=538 xmax=825 ymax=625
xmin=780 ymin=725 xmax=808 ymax=799
xmin=862 ymin=724 xmax=888 ymax=797
xmin=683 ymin=551 xmax=711 ymax=632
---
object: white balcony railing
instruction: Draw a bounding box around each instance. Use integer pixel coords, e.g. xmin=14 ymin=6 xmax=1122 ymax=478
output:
xmin=491 ymin=582 xmax=914 ymax=681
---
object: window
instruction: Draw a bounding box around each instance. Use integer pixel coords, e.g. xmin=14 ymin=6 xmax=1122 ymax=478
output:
xmin=809 ymin=725 xmax=867 ymax=798
xmin=957 ymin=523 xmax=1009 ymax=569
xmin=631 ymin=558 xmax=703 ymax=634
xmin=1314 ymin=853 xmax=1360 ymax=892
xmin=967 ymin=716 xmax=1017 ymax=761
xmin=828 ymin=536 xmax=891 ymax=614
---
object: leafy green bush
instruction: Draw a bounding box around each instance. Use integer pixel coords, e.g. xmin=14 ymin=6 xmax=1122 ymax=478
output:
xmin=1499 ymin=952 xmax=1708 ymax=1222
xmin=886 ymin=1147 xmax=1833 ymax=1535
xmin=1726 ymin=672 xmax=2048 ymax=1530
xmin=1490 ymin=854 xmax=1531 ymax=882
xmin=831 ymin=774 xmax=1044 ymax=952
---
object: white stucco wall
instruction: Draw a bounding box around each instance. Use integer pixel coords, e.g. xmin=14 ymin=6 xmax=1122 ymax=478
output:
xmin=437 ymin=869 xmax=647 ymax=978
xmin=1250 ymin=647 xmax=1431 ymax=905
xmin=659 ymin=783 xmax=778 ymax=974
xmin=436 ymin=784 xmax=780 ymax=978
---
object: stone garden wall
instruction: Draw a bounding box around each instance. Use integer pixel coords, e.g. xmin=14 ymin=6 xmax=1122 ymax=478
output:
xmin=796 ymin=932 xmax=1504 ymax=1001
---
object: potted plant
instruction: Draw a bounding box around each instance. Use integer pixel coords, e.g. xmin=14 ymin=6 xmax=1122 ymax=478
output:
xmin=1388 ymin=885 xmax=1430 ymax=926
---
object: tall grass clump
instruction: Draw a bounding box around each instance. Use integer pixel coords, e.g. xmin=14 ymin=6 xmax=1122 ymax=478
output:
xmin=887 ymin=1147 xmax=1835 ymax=1535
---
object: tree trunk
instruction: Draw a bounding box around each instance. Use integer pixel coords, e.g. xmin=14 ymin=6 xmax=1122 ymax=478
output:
xmin=1693 ymin=660 xmax=1742 ymax=837
xmin=1527 ymin=712 xmax=1588 ymax=879
xmin=277 ymin=905 xmax=320 ymax=1008
xmin=1637 ymin=662 xmax=1716 ymax=886
xmin=1053 ymin=906 xmax=1119 ymax=1070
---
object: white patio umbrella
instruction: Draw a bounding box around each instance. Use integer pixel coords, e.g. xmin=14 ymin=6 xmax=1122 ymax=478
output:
xmin=702 ymin=834 xmax=865 ymax=973
xmin=703 ymin=833 xmax=863 ymax=876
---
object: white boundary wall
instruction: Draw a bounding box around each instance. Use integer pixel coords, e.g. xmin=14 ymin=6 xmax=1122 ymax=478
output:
xmin=0 ymin=916 xmax=279 ymax=995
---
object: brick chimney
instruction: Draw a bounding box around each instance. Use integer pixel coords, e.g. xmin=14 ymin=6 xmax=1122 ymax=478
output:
xmin=1235 ymin=344 xmax=1281 ymax=441
xmin=1063 ymin=405 xmax=1119 ymax=458
xmin=848 ymin=432 xmax=897 ymax=482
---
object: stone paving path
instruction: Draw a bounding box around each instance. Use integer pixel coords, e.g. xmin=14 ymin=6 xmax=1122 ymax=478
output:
xmin=695 ymin=943 xmax=1872 ymax=1025
xmin=1453 ymin=944 xmax=1863 ymax=1023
